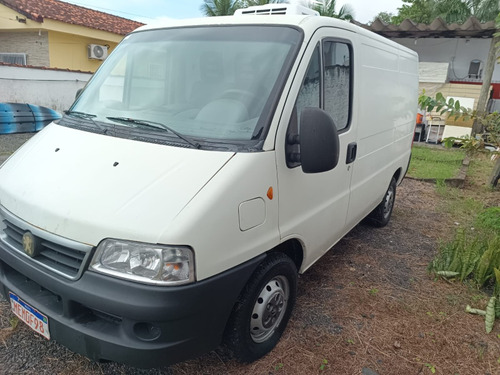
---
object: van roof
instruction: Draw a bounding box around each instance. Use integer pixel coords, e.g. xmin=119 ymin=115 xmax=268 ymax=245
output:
xmin=136 ymin=15 xmax=353 ymax=34
xmin=134 ymin=15 xmax=416 ymax=56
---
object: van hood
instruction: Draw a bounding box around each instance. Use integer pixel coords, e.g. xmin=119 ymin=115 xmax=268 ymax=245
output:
xmin=0 ymin=124 xmax=234 ymax=245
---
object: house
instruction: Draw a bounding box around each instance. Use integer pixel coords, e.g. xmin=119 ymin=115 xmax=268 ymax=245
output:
xmin=364 ymin=17 xmax=498 ymax=141
xmin=0 ymin=0 xmax=143 ymax=72
xmin=366 ymin=17 xmax=498 ymax=108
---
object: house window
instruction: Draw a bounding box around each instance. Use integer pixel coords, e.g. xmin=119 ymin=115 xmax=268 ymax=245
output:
xmin=0 ymin=53 xmax=27 ymax=65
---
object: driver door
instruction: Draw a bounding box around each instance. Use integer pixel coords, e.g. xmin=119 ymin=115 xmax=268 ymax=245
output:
xmin=276 ymin=29 xmax=358 ymax=271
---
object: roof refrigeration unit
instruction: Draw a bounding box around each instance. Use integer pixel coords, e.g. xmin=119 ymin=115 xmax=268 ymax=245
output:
xmin=234 ymin=3 xmax=319 ymax=16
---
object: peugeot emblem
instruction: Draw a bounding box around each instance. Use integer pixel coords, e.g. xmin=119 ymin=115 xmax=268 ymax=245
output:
xmin=22 ymin=232 xmax=40 ymax=257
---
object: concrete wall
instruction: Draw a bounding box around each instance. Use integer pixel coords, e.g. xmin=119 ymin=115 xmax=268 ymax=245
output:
xmin=0 ymin=31 xmax=50 ymax=67
xmin=0 ymin=65 xmax=91 ymax=112
xmin=394 ymin=37 xmax=500 ymax=82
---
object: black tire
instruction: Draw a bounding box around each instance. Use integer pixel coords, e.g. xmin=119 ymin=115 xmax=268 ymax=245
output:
xmin=367 ymin=177 xmax=397 ymax=227
xmin=224 ymin=253 xmax=297 ymax=363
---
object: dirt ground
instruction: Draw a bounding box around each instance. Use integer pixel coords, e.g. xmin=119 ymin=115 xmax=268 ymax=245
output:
xmin=0 ymin=138 xmax=499 ymax=374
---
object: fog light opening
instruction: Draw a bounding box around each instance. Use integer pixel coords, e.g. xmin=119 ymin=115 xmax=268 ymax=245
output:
xmin=133 ymin=322 xmax=161 ymax=341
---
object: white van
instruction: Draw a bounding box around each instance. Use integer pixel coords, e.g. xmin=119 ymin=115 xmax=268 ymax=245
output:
xmin=0 ymin=4 xmax=418 ymax=368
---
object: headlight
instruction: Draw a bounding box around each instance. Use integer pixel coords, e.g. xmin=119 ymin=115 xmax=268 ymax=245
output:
xmin=90 ymin=239 xmax=195 ymax=285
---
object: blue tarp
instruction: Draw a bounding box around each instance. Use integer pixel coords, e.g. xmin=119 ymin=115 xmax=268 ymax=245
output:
xmin=0 ymin=103 xmax=62 ymax=134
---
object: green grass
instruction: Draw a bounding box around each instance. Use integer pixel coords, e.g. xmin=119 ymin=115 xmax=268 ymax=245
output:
xmin=467 ymin=154 xmax=497 ymax=190
xmin=407 ymin=145 xmax=466 ymax=180
xmin=435 ymin=182 xmax=484 ymax=224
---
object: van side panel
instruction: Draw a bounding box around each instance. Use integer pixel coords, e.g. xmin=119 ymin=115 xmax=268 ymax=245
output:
xmin=346 ymin=36 xmax=417 ymax=228
xmin=394 ymin=48 xmax=420 ymax=172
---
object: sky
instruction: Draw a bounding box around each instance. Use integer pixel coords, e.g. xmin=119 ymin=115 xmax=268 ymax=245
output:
xmin=65 ymin=0 xmax=404 ymax=25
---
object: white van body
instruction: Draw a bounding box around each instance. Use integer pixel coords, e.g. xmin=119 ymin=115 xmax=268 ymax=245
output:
xmin=0 ymin=5 xmax=418 ymax=368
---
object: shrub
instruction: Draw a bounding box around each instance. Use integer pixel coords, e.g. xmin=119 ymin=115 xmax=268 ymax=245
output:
xmin=429 ymin=206 xmax=500 ymax=289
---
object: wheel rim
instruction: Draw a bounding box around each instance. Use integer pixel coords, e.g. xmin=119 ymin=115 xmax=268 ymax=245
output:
xmin=383 ymin=185 xmax=395 ymax=218
xmin=250 ymin=275 xmax=289 ymax=343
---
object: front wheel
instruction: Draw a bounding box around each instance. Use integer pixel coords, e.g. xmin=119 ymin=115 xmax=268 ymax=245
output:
xmin=367 ymin=177 xmax=397 ymax=227
xmin=224 ymin=253 xmax=297 ymax=363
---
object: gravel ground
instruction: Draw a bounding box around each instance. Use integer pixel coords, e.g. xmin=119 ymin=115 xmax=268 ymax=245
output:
xmin=0 ymin=133 xmax=34 ymax=164
xmin=0 ymin=132 xmax=499 ymax=374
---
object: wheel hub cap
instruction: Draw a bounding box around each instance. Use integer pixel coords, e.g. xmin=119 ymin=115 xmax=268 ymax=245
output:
xmin=383 ymin=187 xmax=395 ymax=217
xmin=250 ymin=276 xmax=289 ymax=343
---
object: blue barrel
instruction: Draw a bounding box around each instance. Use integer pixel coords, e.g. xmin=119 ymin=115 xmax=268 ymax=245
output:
xmin=0 ymin=103 xmax=62 ymax=134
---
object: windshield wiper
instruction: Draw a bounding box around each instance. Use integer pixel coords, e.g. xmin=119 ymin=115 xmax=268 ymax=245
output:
xmin=64 ymin=110 xmax=107 ymax=133
xmin=106 ymin=116 xmax=200 ymax=149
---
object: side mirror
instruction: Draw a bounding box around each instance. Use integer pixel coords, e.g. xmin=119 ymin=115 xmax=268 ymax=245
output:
xmin=300 ymin=107 xmax=340 ymax=173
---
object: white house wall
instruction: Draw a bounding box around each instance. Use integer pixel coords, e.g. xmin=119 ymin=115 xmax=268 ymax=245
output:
xmin=0 ymin=65 xmax=91 ymax=111
xmin=394 ymin=37 xmax=500 ymax=82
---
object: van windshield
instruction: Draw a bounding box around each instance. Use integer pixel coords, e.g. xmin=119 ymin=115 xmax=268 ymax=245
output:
xmin=66 ymin=25 xmax=301 ymax=150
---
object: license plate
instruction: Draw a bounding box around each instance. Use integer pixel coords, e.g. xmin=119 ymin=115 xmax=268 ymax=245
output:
xmin=9 ymin=292 xmax=50 ymax=340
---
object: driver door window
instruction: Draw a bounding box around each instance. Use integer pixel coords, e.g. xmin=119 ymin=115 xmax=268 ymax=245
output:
xmin=287 ymin=40 xmax=352 ymax=169
xmin=323 ymin=41 xmax=351 ymax=131
xmin=295 ymin=40 xmax=352 ymax=131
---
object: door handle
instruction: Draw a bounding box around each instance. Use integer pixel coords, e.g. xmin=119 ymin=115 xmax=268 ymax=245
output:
xmin=346 ymin=142 xmax=357 ymax=164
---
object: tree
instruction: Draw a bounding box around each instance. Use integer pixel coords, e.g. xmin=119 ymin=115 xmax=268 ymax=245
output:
xmin=311 ymin=0 xmax=355 ymax=20
xmin=373 ymin=11 xmax=396 ymax=24
xmin=243 ymin=0 xmax=283 ymax=6
xmin=386 ymin=0 xmax=499 ymax=25
xmin=471 ymin=12 xmax=500 ymax=137
xmin=433 ymin=0 xmax=499 ymax=23
xmin=433 ymin=0 xmax=471 ymax=23
xmin=391 ymin=0 xmax=436 ymax=24
xmin=467 ymin=0 xmax=500 ymax=23
xmin=473 ymin=33 xmax=500 ymax=134
xmin=201 ymin=0 xmax=241 ymax=16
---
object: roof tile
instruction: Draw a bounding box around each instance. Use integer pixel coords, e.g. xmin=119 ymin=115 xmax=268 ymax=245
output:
xmin=361 ymin=16 xmax=496 ymax=39
xmin=1 ymin=0 xmax=144 ymax=35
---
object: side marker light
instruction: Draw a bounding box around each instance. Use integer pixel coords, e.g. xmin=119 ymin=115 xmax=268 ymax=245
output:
xmin=267 ymin=187 xmax=273 ymax=200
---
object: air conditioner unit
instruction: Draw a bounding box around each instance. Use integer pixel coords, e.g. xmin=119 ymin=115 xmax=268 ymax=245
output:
xmin=234 ymin=4 xmax=319 ymax=16
xmin=88 ymin=44 xmax=108 ymax=60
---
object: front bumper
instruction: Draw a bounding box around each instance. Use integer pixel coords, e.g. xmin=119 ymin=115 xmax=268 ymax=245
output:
xmin=0 ymin=218 xmax=264 ymax=368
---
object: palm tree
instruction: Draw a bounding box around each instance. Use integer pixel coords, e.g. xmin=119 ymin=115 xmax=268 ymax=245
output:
xmin=243 ymin=0 xmax=283 ymax=6
xmin=434 ymin=0 xmax=471 ymax=23
xmin=201 ymin=0 xmax=241 ymax=16
xmin=311 ymin=0 xmax=355 ymax=20
xmin=433 ymin=0 xmax=499 ymax=23
xmin=468 ymin=0 xmax=499 ymax=23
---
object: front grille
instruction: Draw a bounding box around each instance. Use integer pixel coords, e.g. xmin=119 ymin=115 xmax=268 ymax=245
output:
xmin=0 ymin=213 xmax=92 ymax=280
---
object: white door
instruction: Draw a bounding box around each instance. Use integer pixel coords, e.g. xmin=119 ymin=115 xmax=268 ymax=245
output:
xmin=275 ymin=29 xmax=358 ymax=271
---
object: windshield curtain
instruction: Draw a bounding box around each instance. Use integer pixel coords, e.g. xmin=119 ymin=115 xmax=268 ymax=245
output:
xmin=70 ymin=25 xmax=301 ymax=149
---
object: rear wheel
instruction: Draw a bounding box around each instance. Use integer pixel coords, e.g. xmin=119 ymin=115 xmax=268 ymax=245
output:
xmin=367 ymin=177 xmax=397 ymax=227
xmin=224 ymin=253 xmax=297 ymax=363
